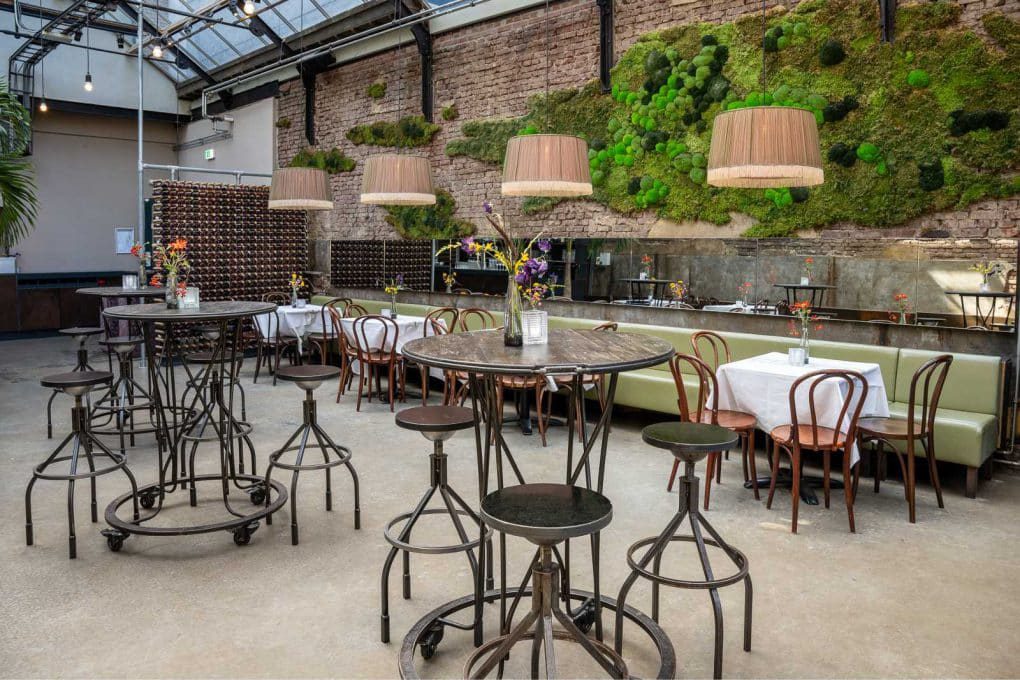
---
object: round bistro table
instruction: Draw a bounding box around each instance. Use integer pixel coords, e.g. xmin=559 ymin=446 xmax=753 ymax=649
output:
xmin=76 ymin=286 xmax=167 ymax=338
xmin=399 ymin=329 xmax=677 ymax=679
xmin=99 ymin=301 xmax=287 ymax=550
xmin=943 ymin=290 xmax=1015 ymax=329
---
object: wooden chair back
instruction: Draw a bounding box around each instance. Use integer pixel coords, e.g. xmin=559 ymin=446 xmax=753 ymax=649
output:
xmin=667 ymin=353 xmax=719 ymax=425
xmin=691 ymin=331 xmax=732 ymax=372
xmin=788 ymin=369 xmax=868 ymax=450
xmin=254 ymin=307 xmax=283 ymax=343
xmin=344 ymin=303 xmax=369 ymax=318
xmin=318 ymin=297 xmax=351 ymax=341
xmin=262 ymin=292 xmax=289 ymax=304
xmin=907 ymin=355 xmax=953 ymax=439
xmin=351 ymin=315 xmax=399 ymax=363
xmin=425 ymin=307 xmax=459 ymax=336
xmin=457 ymin=307 xmax=497 ymax=332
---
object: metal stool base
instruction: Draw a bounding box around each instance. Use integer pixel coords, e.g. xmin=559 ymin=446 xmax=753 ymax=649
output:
xmin=615 ymin=460 xmax=752 ymax=680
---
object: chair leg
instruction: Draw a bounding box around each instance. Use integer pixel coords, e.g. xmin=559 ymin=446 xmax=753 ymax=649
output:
xmin=965 ymin=466 xmax=979 ymax=498
xmin=667 ymin=458 xmax=680 ymax=492
xmin=906 ymin=439 xmax=917 ymax=524
xmin=873 ymin=441 xmax=884 ymax=493
xmin=535 ymin=383 xmax=547 ymax=447
xmin=790 ymin=447 xmax=801 ymax=534
xmin=925 ymin=436 xmax=945 ymax=509
xmin=822 ymin=451 xmax=831 ymax=509
xmin=355 ymin=366 xmax=365 ymax=412
xmin=843 ymin=453 xmax=856 ymax=533
xmin=420 ymin=365 xmax=428 ymax=406
xmin=387 ymin=363 xmax=395 ymax=413
xmin=766 ymin=437 xmax=780 ymax=510
xmin=703 ymin=452 xmax=717 ymax=510
xmin=745 ymin=433 xmax=759 ymax=500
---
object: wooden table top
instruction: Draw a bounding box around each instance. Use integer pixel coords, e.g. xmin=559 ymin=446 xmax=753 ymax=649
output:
xmin=103 ymin=300 xmax=275 ymax=322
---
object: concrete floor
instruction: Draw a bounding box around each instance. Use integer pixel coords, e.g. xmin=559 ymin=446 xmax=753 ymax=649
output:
xmin=1 ymin=336 xmax=1019 ymax=679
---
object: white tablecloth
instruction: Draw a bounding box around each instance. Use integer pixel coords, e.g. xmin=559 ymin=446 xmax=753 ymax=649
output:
xmin=254 ymin=304 xmax=323 ymax=353
xmin=713 ymin=352 xmax=890 ymax=464
xmin=340 ymin=314 xmax=443 ymax=376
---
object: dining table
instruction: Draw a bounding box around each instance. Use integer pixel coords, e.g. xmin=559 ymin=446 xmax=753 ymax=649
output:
xmin=253 ymin=303 xmax=324 ymax=356
xmin=713 ymin=351 xmax=890 ymax=504
xmin=398 ymin=329 xmax=677 ymax=679
xmin=943 ymin=289 xmax=1015 ymax=329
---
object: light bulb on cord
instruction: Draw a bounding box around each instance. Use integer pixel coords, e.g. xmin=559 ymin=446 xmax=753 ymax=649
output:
xmin=38 ymin=100 xmax=48 ymax=112
xmin=152 ymin=42 xmax=163 ymax=58
xmin=84 ymin=73 xmax=93 ymax=91
xmin=243 ymin=0 xmax=255 ymax=15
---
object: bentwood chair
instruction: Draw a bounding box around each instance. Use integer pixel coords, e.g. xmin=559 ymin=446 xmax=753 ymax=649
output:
xmin=415 ymin=307 xmax=459 ymax=405
xmin=335 ymin=304 xmax=370 ymax=399
xmin=262 ymin=292 xmax=290 ymax=305
xmin=857 ymin=354 xmax=952 ymax=523
xmin=307 ymin=297 xmax=350 ymax=365
xmin=446 ymin=308 xmax=499 ymax=405
xmin=691 ymin=330 xmax=735 ymax=484
xmin=767 ymin=369 xmax=868 ymax=533
xmin=253 ymin=306 xmax=298 ymax=385
xmin=668 ymin=353 xmax=757 ymax=508
xmin=349 ymin=315 xmax=405 ymax=412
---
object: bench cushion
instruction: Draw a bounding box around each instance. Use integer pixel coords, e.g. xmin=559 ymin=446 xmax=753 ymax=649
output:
xmin=883 ymin=402 xmax=997 ymax=468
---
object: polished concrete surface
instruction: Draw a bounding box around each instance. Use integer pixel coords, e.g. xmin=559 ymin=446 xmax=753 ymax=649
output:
xmin=1 ymin=336 xmax=1018 ymax=678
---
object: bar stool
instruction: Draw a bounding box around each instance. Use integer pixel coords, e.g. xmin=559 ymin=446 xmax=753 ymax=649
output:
xmin=381 ymin=405 xmax=493 ymax=647
xmin=615 ymin=422 xmax=752 ymax=680
xmin=45 ymin=327 xmax=105 ymax=439
xmin=464 ymin=483 xmax=627 ymax=679
xmin=90 ymin=336 xmax=156 ymax=455
xmin=26 ymin=371 xmax=140 ymax=558
xmin=264 ymin=365 xmax=360 ymax=545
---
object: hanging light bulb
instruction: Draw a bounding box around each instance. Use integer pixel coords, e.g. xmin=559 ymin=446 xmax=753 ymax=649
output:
xmin=38 ymin=99 xmax=48 ymax=113
xmin=84 ymin=73 xmax=93 ymax=91
xmin=152 ymin=42 xmax=163 ymax=58
xmin=38 ymin=55 xmax=48 ymax=112
xmin=83 ymin=18 xmax=93 ymax=92
xmin=243 ymin=0 xmax=256 ymax=15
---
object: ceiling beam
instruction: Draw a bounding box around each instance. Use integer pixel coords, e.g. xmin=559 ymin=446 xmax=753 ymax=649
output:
xmin=0 ymin=0 xmax=138 ymax=35
xmin=116 ymin=0 xmax=218 ymax=85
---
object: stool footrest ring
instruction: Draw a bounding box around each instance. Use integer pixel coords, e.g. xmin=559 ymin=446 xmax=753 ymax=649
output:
xmin=626 ymin=534 xmax=749 ymax=589
xmin=384 ymin=508 xmax=493 ymax=555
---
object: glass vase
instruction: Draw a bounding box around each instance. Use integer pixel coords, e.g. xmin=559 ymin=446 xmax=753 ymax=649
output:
xmin=503 ymin=278 xmax=523 ymax=347
xmin=165 ymin=272 xmax=179 ymax=309
xmin=522 ymin=309 xmax=548 ymax=345
xmin=899 ymin=311 xmax=907 ymax=325
xmin=390 ymin=297 xmax=398 ymax=319
xmin=799 ymin=325 xmax=810 ymax=360
xmin=138 ymin=261 xmax=147 ymax=287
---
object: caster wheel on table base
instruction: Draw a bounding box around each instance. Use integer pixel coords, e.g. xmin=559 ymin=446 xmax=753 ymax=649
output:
xmin=419 ymin=623 xmax=444 ymax=660
xmin=232 ymin=521 xmax=260 ymax=546
xmin=139 ymin=490 xmax=158 ymax=510
xmin=572 ymin=598 xmax=597 ymax=634
xmin=248 ymin=485 xmax=267 ymax=506
xmin=101 ymin=528 xmax=129 ymax=552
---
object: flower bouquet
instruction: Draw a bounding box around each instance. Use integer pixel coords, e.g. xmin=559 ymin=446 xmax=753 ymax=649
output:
xmin=442 ymin=271 xmax=457 ymax=294
xmin=737 ymin=281 xmax=753 ymax=306
xmin=149 ymin=238 xmax=190 ymax=309
xmin=640 ymin=254 xmax=653 ymax=280
xmin=970 ymin=261 xmax=1004 ymax=292
xmin=383 ymin=274 xmax=408 ymax=318
xmin=800 ymin=257 xmax=814 ymax=285
xmin=289 ymin=272 xmax=306 ymax=307
xmin=788 ymin=300 xmax=822 ymax=364
xmin=892 ymin=292 xmax=911 ymax=324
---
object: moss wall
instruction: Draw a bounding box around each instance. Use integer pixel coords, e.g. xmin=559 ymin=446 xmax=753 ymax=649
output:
xmin=445 ymin=0 xmax=1019 ymax=237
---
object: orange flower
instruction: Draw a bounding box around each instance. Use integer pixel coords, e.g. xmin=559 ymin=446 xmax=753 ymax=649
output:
xmin=170 ymin=238 xmax=188 ymax=252
xmin=804 ymin=257 xmax=814 ymax=264
xmin=149 ymin=274 xmax=162 ymax=287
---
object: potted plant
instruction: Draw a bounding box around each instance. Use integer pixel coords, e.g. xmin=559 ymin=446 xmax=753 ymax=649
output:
xmin=0 ymin=80 xmax=38 ymax=274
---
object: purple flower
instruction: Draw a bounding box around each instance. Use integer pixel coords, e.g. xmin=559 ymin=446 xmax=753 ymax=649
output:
xmin=460 ymin=237 xmax=475 ymax=253
xmin=483 ymin=201 xmax=493 ymax=214
xmin=395 ymin=273 xmax=404 ymax=285
xmin=515 ymin=271 xmax=528 ymax=284
xmin=537 ymin=239 xmax=552 ymax=253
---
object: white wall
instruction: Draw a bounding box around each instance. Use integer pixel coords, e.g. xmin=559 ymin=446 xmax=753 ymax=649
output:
xmin=177 ymin=97 xmax=275 ymax=184
xmin=0 ymin=22 xmax=181 ymax=114
xmin=15 ymin=111 xmax=177 ymax=273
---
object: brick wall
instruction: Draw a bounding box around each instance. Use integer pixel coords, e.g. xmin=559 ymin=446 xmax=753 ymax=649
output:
xmin=278 ymin=0 xmax=1020 ymax=243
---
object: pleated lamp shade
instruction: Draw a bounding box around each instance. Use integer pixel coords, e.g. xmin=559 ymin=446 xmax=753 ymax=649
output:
xmin=707 ymin=106 xmax=824 ymax=188
xmin=268 ymin=167 xmax=334 ymax=211
xmin=502 ymin=134 xmax=593 ymax=197
xmin=359 ymin=154 xmax=436 ymax=206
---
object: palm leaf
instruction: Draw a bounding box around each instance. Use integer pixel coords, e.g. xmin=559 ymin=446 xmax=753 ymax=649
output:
xmin=0 ymin=78 xmax=36 ymax=254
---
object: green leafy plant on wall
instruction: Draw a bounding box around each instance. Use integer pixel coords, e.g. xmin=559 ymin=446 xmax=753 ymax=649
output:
xmin=441 ymin=104 xmax=459 ymax=121
xmin=383 ymin=188 xmax=476 ymax=239
xmin=444 ymin=0 xmax=1019 ymax=236
xmin=288 ymin=147 xmax=357 ymax=174
xmin=367 ymin=82 xmax=387 ymax=99
xmin=347 ymin=115 xmax=441 ymax=147
xmin=275 ymin=117 xmax=292 ymax=129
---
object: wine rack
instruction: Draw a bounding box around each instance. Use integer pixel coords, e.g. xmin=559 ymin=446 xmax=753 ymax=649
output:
xmin=331 ymin=240 xmax=432 ymax=291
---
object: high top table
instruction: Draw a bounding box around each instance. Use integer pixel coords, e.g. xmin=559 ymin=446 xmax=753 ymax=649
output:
xmin=99 ymin=301 xmax=287 ymax=551
xmin=399 ymin=329 xmax=677 ymax=679
xmin=943 ymin=289 xmax=1015 ymax=329
xmin=76 ymin=286 xmax=166 ymax=338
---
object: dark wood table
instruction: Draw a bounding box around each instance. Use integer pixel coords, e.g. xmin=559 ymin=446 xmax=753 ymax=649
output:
xmin=943 ymin=290 xmax=1015 ymax=329
xmin=99 ymin=301 xmax=287 ymax=551
xmin=77 ymin=286 xmax=166 ymax=337
xmin=774 ymin=282 xmax=836 ymax=307
xmin=618 ymin=277 xmax=674 ymax=302
xmin=398 ymin=329 xmax=677 ymax=678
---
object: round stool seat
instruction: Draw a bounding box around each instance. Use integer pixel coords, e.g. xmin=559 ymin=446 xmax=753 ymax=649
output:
xmin=276 ymin=364 xmax=340 ymax=391
xmin=481 ymin=483 xmax=612 ymax=544
xmin=60 ymin=326 xmax=104 ymax=337
xmin=642 ymin=422 xmax=739 ymax=464
xmin=41 ymin=371 xmax=112 ymax=396
xmin=395 ymin=405 xmax=474 ymax=434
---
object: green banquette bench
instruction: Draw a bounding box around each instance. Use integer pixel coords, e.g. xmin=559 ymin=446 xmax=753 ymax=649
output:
xmin=312 ymin=296 xmax=1004 ymax=496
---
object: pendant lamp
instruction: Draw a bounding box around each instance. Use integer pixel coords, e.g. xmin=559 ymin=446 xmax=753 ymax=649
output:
xmin=707 ymin=106 xmax=823 ymax=187
xmin=500 ymin=0 xmax=592 ymax=198
xmin=360 ymin=154 xmax=436 ymax=205
xmin=502 ymin=134 xmax=593 ymax=197
xmin=707 ymin=0 xmax=823 ymax=188
xmin=358 ymin=1 xmax=436 ymax=206
xmin=268 ymin=167 xmax=334 ymax=211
